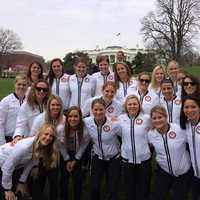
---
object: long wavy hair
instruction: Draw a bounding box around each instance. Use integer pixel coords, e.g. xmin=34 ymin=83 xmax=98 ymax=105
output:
xmin=114 ymin=62 xmax=132 ymax=89
xmin=32 ymin=123 xmax=60 ymax=168
xmin=46 ymin=58 xmax=64 ymax=88
xmin=27 ymin=61 xmax=43 ymax=85
xmin=150 ymin=65 xmax=166 ymax=89
xmin=27 ymin=79 xmax=51 ymax=111
xmin=180 ymin=95 xmax=200 ymax=129
xmin=181 ymin=74 xmax=200 ymax=99
xmin=45 ymin=95 xmax=64 ymax=127
xmin=65 ymin=106 xmax=84 ymax=147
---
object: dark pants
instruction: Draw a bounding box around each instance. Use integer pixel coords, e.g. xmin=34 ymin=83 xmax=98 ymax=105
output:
xmin=28 ymin=164 xmax=59 ymax=200
xmin=123 ymin=158 xmax=151 ymax=200
xmin=0 ymin=168 xmax=23 ymax=200
xmin=60 ymin=156 xmax=82 ymax=200
xmin=90 ymin=155 xmax=121 ymax=200
xmin=150 ymin=165 xmax=192 ymax=200
xmin=191 ymin=176 xmax=200 ymax=200
xmin=5 ymin=136 xmax=12 ymax=143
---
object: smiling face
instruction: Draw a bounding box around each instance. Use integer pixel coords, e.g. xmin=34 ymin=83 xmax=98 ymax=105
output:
xmin=151 ymin=111 xmax=168 ymax=130
xmin=183 ymin=77 xmax=197 ymax=95
xmin=39 ymin=127 xmax=55 ymax=146
xmin=92 ymin=102 xmax=106 ymax=122
xmin=116 ymin=63 xmax=128 ymax=80
xmin=167 ymin=63 xmax=178 ymax=80
xmin=126 ymin=97 xmax=140 ymax=117
xmin=67 ymin=109 xmax=81 ymax=128
xmin=155 ymin=68 xmax=165 ymax=83
xmin=139 ymin=74 xmax=151 ymax=91
xmin=102 ymin=85 xmax=116 ymax=103
xmin=35 ymin=82 xmax=49 ymax=103
xmin=161 ymin=82 xmax=174 ymax=100
xmin=75 ymin=62 xmax=87 ymax=78
xmin=30 ymin=63 xmax=42 ymax=79
xmin=99 ymin=60 xmax=109 ymax=75
xmin=52 ymin=60 xmax=63 ymax=78
xmin=49 ymin=98 xmax=61 ymax=117
xmin=183 ymin=99 xmax=200 ymax=123
xmin=15 ymin=79 xmax=27 ymax=97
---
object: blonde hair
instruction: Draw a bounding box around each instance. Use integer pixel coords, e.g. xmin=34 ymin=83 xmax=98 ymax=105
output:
xmin=32 ymin=123 xmax=60 ymax=168
xmin=45 ymin=95 xmax=63 ymax=127
xmin=150 ymin=65 xmax=165 ymax=89
xmin=15 ymin=74 xmax=28 ymax=83
xmin=124 ymin=95 xmax=142 ymax=114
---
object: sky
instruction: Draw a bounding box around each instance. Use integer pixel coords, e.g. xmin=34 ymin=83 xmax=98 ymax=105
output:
xmin=0 ymin=0 xmax=162 ymax=60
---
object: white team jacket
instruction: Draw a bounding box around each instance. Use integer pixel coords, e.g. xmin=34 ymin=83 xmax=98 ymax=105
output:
xmin=68 ymin=74 xmax=95 ymax=109
xmin=160 ymin=96 xmax=182 ymax=124
xmin=82 ymin=96 xmax=123 ymax=118
xmin=115 ymin=79 xmax=138 ymax=103
xmin=84 ymin=116 xmax=121 ymax=160
xmin=118 ymin=113 xmax=151 ymax=164
xmin=127 ymin=89 xmax=160 ymax=115
xmin=50 ymin=73 xmax=70 ymax=110
xmin=13 ymin=102 xmax=44 ymax=138
xmin=148 ymin=123 xmax=191 ymax=176
xmin=92 ymin=71 xmax=115 ymax=96
xmin=0 ymin=137 xmax=38 ymax=190
xmin=185 ymin=121 xmax=200 ymax=179
xmin=0 ymin=93 xmax=25 ymax=145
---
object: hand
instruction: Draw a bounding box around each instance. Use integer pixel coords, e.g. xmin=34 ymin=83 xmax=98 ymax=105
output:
xmin=15 ymin=183 xmax=25 ymax=197
xmin=11 ymin=136 xmax=22 ymax=146
xmin=66 ymin=160 xmax=77 ymax=172
xmin=5 ymin=191 xmax=16 ymax=200
xmin=30 ymin=167 xmax=39 ymax=179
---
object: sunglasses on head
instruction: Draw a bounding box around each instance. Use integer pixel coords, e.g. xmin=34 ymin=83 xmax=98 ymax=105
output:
xmin=139 ymin=78 xmax=150 ymax=83
xmin=183 ymin=82 xmax=196 ymax=86
xmin=35 ymin=87 xmax=48 ymax=92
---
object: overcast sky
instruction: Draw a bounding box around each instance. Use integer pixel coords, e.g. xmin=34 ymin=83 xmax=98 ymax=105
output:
xmin=1 ymin=0 xmax=163 ymax=60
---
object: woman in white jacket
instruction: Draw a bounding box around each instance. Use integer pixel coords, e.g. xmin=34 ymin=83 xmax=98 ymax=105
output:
xmin=12 ymin=79 xmax=51 ymax=142
xmin=117 ymin=95 xmax=152 ymax=200
xmin=46 ymin=58 xmax=70 ymax=111
xmin=0 ymin=74 xmax=28 ymax=145
xmin=0 ymin=123 xmax=59 ymax=200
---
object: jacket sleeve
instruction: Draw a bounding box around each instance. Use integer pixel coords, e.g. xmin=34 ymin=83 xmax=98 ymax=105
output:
xmin=19 ymin=160 xmax=38 ymax=183
xmin=1 ymin=145 xmax=26 ymax=190
xmin=13 ymin=104 xmax=29 ymax=138
xmin=29 ymin=115 xmax=43 ymax=136
xmin=75 ymin=127 xmax=90 ymax=160
xmin=0 ymin=100 xmax=7 ymax=145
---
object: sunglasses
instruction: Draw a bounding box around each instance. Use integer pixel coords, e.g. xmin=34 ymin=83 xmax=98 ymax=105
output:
xmin=139 ymin=78 xmax=150 ymax=83
xmin=35 ymin=87 xmax=48 ymax=92
xmin=183 ymin=82 xmax=196 ymax=86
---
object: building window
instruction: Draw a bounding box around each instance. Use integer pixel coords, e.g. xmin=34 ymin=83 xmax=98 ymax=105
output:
xmin=110 ymin=55 xmax=115 ymax=64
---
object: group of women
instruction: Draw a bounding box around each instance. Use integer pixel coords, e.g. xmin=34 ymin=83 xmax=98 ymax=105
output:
xmin=0 ymin=55 xmax=200 ymax=200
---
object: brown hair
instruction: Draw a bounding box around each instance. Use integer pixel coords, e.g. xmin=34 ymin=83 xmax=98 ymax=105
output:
xmin=65 ymin=106 xmax=84 ymax=147
xmin=114 ymin=62 xmax=132 ymax=88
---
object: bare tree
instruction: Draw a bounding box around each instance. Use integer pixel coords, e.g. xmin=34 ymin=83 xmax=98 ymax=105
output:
xmin=0 ymin=28 xmax=23 ymax=72
xmin=141 ymin=0 xmax=200 ymax=63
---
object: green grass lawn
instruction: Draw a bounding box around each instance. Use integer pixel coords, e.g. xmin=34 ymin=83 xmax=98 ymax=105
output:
xmin=0 ymin=78 xmax=14 ymax=100
xmin=184 ymin=65 xmax=200 ymax=79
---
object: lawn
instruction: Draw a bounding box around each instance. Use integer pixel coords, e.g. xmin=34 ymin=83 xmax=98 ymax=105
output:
xmin=184 ymin=65 xmax=200 ymax=79
xmin=0 ymin=78 xmax=14 ymax=100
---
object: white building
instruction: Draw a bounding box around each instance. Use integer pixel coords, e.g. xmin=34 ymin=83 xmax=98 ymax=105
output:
xmin=83 ymin=46 xmax=148 ymax=64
